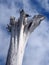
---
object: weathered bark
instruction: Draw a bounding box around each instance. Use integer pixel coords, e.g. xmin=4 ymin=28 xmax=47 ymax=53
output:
xmin=15 ymin=15 xmax=45 ymax=65
xmin=6 ymin=10 xmax=45 ymax=65
xmin=6 ymin=17 xmax=17 ymax=65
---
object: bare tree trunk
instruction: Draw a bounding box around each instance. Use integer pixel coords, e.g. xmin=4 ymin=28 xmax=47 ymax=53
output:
xmin=6 ymin=17 xmax=17 ymax=65
xmin=6 ymin=26 xmax=16 ymax=65
xmin=16 ymin=24 xmax=28 ymax=65
xmin=6 ymin=10 xmax=45 ymax=65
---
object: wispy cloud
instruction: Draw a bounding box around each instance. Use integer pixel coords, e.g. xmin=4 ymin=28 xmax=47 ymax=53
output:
xmin=0 ymin=0 xmax=49 ymax=65
xmin=23 ymin=0 xmax=38 ymax=16
xmin=37 ymin=0 xmax=49 ymax=12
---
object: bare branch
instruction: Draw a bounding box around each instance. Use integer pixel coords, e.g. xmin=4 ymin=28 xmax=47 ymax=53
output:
xmin=24 ymin=14 xmax=45 ymax=34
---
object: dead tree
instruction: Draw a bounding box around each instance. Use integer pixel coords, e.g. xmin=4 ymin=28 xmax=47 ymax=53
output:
xmin=6 ymin=9 xmax=45 ymax=65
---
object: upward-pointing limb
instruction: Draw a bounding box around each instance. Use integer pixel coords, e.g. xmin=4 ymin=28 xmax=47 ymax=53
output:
xmin=24 ymin=14 xmax=45 ymax=34
xmin=6 ymin=16 xmax=17 ymax=65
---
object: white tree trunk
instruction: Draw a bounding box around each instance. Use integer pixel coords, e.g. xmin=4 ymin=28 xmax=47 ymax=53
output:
xmin=16 ymin=25 xmax=28 ymax=65
xmin=6 ymin=11 xmax=45 ymax=65
xmin=6 ymin=26 xmax=17 ymax=65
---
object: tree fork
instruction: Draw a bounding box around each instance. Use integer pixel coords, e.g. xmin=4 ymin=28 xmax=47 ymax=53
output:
xmin=6 ymin=9 xmax=45 ymax=65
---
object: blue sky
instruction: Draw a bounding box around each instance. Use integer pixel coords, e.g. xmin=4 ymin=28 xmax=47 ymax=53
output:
xmin=0 ymin=0 xmax=49 ymax=65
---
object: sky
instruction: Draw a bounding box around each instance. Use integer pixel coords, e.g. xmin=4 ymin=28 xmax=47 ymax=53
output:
xmin=0 ymin=0 xmax=49 ymax=65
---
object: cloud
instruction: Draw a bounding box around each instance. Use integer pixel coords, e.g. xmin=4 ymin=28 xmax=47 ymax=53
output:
xmin=0 ymin=0 xmax=49 ymax=65
xmin=23 ymin=0 xmax=38 ymax=16
xmin=37 ymin=0 xmax=49 ymax=12
xmin=0 ymin=3 xmax=20 ymax=25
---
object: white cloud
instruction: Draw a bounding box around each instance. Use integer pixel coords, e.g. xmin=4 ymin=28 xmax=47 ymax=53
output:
xmin=0 ymin=3 xmax=20 ymax=25
xmin=0 ymin=0 xmax=49 ymax=65
xmin=37 ymin=0 xmax=49 ymax=12
xmin=23 ymin=0 xmax=38 ymax=16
